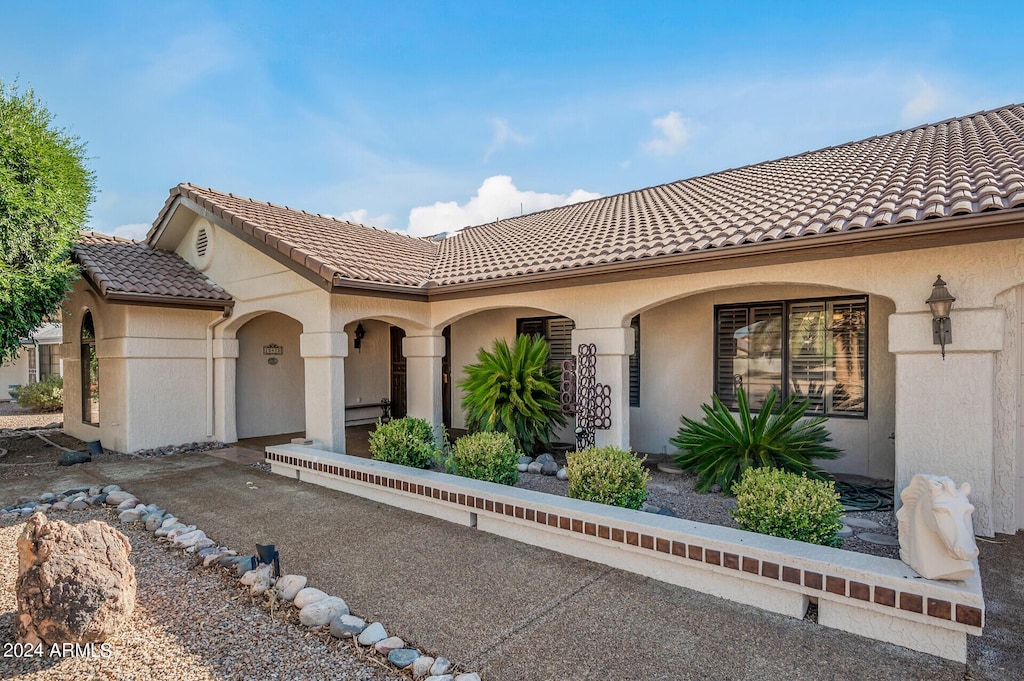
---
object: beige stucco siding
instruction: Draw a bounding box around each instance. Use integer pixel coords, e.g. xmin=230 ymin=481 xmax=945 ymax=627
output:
xmin=0 ymin=351 xmax=29 ymax=401
xmin=236 ymin=312 xmax=304 ymax=439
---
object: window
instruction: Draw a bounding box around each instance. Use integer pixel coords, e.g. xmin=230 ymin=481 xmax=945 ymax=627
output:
xmin=517 ymin=316 xmax=575 ymax=372
xmin=81 ymin=311 xmax=99 ymax=425
xmin=518 ymin=315 xmax=641 ymax=406
xmin=38 ymin=344 xmax=61 ymax=379
xmin=714 ymin=297 xmax=867 ymax=417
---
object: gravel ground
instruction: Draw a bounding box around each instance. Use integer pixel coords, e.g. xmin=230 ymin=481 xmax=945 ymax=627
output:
xmin=0 ymin=508 xmax=404 ymax=681
xmin=516 ymin=462 xmax=900 ymax=559
xmin=0 ymin=402 xmax=61 ymax=431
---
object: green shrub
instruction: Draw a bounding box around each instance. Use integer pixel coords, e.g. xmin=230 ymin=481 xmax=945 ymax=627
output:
xmin=368 ymin=417 xmax=442 ymax=469
xmin=459 ymin=334 xmax=566 ymax=456
xmin=566 ymin=446 xmax=650 ymax=510
xmin=730 ymin=467 xmax=843 ymax=547
xmin=670 ymin=387 xmax=840 ymax=493
xmin=446 ymin=431 xmax=520 ymax=485
xmin=10 ymin=374 xmax=63 ymax=411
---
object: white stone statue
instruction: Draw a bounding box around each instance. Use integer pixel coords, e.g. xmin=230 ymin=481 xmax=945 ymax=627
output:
xmin=897 ymin=474 xmax=979 ymax=581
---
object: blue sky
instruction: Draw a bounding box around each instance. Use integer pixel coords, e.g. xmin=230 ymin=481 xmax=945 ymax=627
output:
xmin=3 ymin=1 xmax=1022 ymax=238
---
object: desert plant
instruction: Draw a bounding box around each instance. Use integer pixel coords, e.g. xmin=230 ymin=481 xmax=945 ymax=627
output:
xmin=566 ymin=445 xmax=650 ymax=510
xmin=730 ymin=466 xmax=844 ymax=547
xmin=446 ymin=431 xmax=520 ymax=485
xmin=368 ymin=417 xmax=442 ymax=469
xmin=459 ymin=334 xmax=566 ymax=455
xmin=670 ymin=387 xmax=840 ymax=493
xmin=10 ymin=374 xmax=63 ymax=411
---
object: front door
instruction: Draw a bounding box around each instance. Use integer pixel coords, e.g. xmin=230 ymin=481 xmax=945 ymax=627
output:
xmin=390 ymin=326 xmax=407 ymax=418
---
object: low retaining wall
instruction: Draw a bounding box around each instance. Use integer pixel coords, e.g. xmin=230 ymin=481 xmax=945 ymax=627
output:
xmin=266 ymin=444 xmax=984 ymax=662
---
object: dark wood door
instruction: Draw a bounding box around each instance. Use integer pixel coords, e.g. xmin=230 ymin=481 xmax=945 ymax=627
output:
xmin=442 ymin=325 xmax=452 ymax=428
xmin=390 ymin=326 xmax=407 ymax=418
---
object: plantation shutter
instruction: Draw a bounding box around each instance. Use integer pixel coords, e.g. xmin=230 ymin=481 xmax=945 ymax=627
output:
xmin=788 ymin=301 xmax=826 ymax=413
xmin=517 ymin=318 xmax=545 ymax=338
xmin=629 ymin=315 xmax=640 ymax=407
xmin=826 ymin=299 xmax=867 ymax=415
xmin=517 ymin=316 xmax=575 ymax=373
xmin=715 ymin=306 xmax=748 ymax=409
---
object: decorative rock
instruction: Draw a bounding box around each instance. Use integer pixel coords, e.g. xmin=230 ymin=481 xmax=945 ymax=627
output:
xmin=517 ymin=463 xmax=529 ymax=473
xmin=455 ymin=674 xmax=481 ymax=681
xmin=535 ymin=453 xmax=555 ymax=465
xmin=185 ymin=538 xmax=215 ymax=553
xmin=275 ymin=574 xmax=307 ymax=601
xmin=144 ymin=513 xmax=165 ymax=532
xmin=119 ymin=510 xmax=143 ymax=523
xmin=101 ymin=485 xmax=121 ymax=494
xmin=357 ymin=621 xmax=387 ymax=645
xmin=218 ymin=554 xmax=245 ymax=568
xmin=88 ymin=494 xmax=107 ymax=506
xmin=50 ymin=501 xmax=69 ymax=512
xmin=203 ymin=550 xmax=235 ymax=567
xmin=517 ymin=456 xmax=533 ymax=465
xmin=116 ymin=499 xmax=139 ymax=510
xmin=556 ymin=467 xmax=569 ymax=481
xmin=239 ymin=568 xmax=261 ymax=586
xmin=541 ymin=461 xmax=559 ymax=476
xmin=858 ymin=532 xmax=900 ymax=547
xmin=166 ymin=525 xmax=197 ymax=540
xmin=60 ymin=486 xmax=90 ymax=496
xmin=374 ymin=636 xmax=405 ymax=655
xmin=843 ymin=517 xmax=883 ymax=530
xmin=68 ymin=500 xmax=89 ymax=511
xmin=57 ymin=451 xmax=91 ymax=466
xmin=299 ymin=596 xmax=349 ymax=626
xmin=329 ymin=614 xmax=366 ymax=638
xmin=105 ymin=491 xmax=135 ymax=506
xmin=388 ymin=648 xmax=420 ymax=669
xmin=656 ymin=461 xmax=684 ymax=475
xmin=234 ymin=557 xmax=257 ymax=575
xmin=170 ymin=529 xmax=206 ymax=547
xmin=155 ymin=523 xmax=186 ymax=538
xmin=293 ymin=587 xmax=329 ymax=609
xmin=527 ymin=462 xmax=543 ymax=474
xmin=160 ymin=516 xmax=180 ymax=529
xmin=430 ymin=657 xmax=452 ymax=676
xmin=38 ymin=493 xmax=56 ymax=503
xmin=88 ymin=487 xmax=102 ymax=496
xmin=424 ymin=676 xmax=454 ymax=681
xmin=249 ymin=563 xmax=275 ymax=594
xmin=15 ymin=513 xmax=136 ymax=645
xmin=412 ymin=655 xmax=435 ymax=679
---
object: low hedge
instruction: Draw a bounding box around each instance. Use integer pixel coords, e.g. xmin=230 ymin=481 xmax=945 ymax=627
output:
xmin=730 ymin=466 xmax=843 ymax=547
xmin=10 ymin=375 xmax=63 ymax=411
xmin=566 ymin=445 xmax=650 ymax=510
xmin=447 ymin=431 xmax=519 ymax=485
xmin=368 ymin=417 xmax=442 ymax=469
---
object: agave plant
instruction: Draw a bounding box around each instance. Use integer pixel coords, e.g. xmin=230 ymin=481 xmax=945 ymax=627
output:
xmin=670 ymin=387 xmax=840 ymax=493
xmin=459 ymin=334 xmax=566 ymax=455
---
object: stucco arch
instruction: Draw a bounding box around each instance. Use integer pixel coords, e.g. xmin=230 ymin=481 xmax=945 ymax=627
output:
xmin=434 ymin=303 xmax=575 ymax=330
xmin=234 ymin=311 xmax=306 ymax=440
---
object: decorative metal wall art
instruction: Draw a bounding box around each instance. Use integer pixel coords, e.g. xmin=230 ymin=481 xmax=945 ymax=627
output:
xmin=560 ymin=343 xmax=611 ymax=449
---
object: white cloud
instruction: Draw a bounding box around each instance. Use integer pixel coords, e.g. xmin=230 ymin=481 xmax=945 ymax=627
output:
xmin=336 ymin=209 xmax=393 ymax=228
xmin=135 ymin=29 xmax=235 ymax=97
xmin=108 ymin=223 xmax=151 ymax=241
xmin=483 ymin=118 xmax=532 ymax=162
xmin=406 ymin=175 xmax=601 ymax=236
xmin=643 ymin=111 xmax=691 ymax=156
xmin=900 ymin=77 xmax=943 ymax=126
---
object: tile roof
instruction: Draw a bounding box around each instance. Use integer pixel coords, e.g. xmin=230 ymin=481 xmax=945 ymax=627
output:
xmin=155 ymin=185 xmax=439 ymax=288
xmin=91 ymin=103 xmax=1024 ymax=298
xmin=75 ymin=232 xmax=233 ymax=310
xmin=432 ymin=103 xmax=1024 ymax=285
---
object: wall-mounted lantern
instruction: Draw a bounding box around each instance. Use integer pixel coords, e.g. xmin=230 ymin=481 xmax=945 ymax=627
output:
xmin=354 ymin=322 xmax=366 ymax=352
xmin=925 ymin=275 xmax=955 ymax=360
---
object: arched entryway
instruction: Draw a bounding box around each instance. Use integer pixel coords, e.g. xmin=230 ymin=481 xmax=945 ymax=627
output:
xmin=235 ymin=312 xmax=305 ymax=439
xmin=80 ymin=310 xmax=99 ymax=425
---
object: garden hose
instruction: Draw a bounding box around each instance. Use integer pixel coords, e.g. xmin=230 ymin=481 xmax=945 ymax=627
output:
xmin=836 ymin=480 xmax=894 ymax=512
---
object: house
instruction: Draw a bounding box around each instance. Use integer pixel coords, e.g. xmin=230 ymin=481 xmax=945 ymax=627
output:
xmin=0 ymin=323 xmax=64 ymax=401
xmin=62 ymin=104 xmax=1024 ymax=537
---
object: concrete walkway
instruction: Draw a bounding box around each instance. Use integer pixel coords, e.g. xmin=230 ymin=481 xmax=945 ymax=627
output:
xmin=2 ymin=452 xmax=1020 ymax=681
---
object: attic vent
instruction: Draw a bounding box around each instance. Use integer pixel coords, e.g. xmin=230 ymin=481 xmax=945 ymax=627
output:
xmin=195 ymin=227 xmax=209 ymax=258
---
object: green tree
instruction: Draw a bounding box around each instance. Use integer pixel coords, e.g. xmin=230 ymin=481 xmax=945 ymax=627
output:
xmin=0 ymin=81 xmax=95 ymax=362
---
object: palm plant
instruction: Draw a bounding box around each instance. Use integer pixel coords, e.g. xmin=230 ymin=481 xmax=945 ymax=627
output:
xmin=459 ymin=334 xmax=566 ymax=455
xmin=670 ymin=387 xmax=840 ymax=493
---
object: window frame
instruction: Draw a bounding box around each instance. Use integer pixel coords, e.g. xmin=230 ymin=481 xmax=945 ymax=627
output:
xmin=712 ymin=295 xmax=869 ymax=419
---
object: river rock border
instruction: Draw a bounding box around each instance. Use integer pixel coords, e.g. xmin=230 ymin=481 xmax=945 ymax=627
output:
xmin=0 ymin=488 xmax=482 ymax=681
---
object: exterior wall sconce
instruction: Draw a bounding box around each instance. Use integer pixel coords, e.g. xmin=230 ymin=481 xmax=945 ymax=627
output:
xmin=353 ymin=322 xmax=366 ymax=351
xmin=925 ymin=275 xmax=956 ymax=360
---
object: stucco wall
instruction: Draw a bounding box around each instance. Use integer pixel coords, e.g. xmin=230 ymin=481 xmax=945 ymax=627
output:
xmin=236 ymin=312 xmax=305 ymax=439
xmin=628 ymin=286 xmax=896 ymax=478
xmin=342 ymin=319 xmax=390 ymax=424
xmin=0 ymin=351 xmax=29 ymax=401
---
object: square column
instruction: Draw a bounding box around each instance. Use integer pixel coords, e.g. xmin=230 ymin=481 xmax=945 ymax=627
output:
xmin=403 ymin=334 xmax=446 ymax=441
xmin=212 ymin=338 xmax=238 ymax=444
xmin=889 ymin=308 xmax=1003 ymax=536
xmin=300 ymin=331 xmax=349 ymax=453
xmin=571 ymin=327 xmax=635 ymax=450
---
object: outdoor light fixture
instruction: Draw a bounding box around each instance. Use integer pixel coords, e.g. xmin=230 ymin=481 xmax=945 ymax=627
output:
xmin=926 ymin=275 xmax=956 ymax=360
xmin=353 ymin=322 xmax=366 ymax=351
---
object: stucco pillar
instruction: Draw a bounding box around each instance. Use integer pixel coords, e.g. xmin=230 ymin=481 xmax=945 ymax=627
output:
xmin=403 ymin=334 xmax=446 ymax=441
xmin=300 ymin=331 xmax=348 ymax=453
xmin=212 ymin=338 xmax=238 ymax=444
xmin=889 ymin=308 xmax=1004 ymax=536
xmin=571 ymin=327 xmax=634 ymax=450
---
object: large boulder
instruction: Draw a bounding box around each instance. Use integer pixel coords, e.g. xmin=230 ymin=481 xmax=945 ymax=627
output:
xmin=16 ymin=513 xmax=136 ymax=645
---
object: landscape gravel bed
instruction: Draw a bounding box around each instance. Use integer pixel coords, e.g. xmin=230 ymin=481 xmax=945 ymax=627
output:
xmin=0 ymin=401 xmax=61 ymax=431
xmin=0 ymin=508 xmax=405 ymax=681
